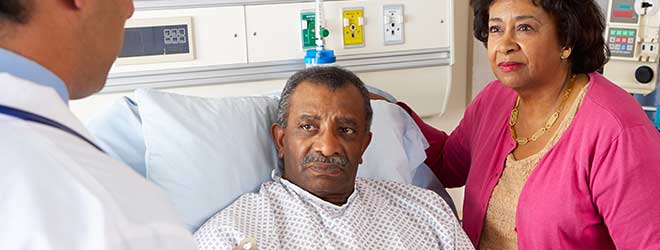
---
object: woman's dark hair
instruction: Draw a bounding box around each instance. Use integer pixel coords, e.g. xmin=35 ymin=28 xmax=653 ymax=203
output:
xmin=471 ymin=0 xmax=610 ymax=74
xmin=0 ymin=0 xmax=31 ymax=24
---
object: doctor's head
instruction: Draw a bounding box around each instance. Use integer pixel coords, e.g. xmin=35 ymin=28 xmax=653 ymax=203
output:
xmin=272 ymin=66 xmax=373 ymax=205
xmin=0 ymin=0 xmax=134 ymax=99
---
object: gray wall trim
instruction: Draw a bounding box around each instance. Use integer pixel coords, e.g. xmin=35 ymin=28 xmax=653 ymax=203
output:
xmin=102 ymin=47 xmax=451 ymax=93
xmin=135 ymin=0 xmax=343 ymax=10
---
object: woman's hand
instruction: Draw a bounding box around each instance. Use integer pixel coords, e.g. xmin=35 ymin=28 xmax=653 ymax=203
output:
xmin=368 ymin=93 xmax=391 ymax=102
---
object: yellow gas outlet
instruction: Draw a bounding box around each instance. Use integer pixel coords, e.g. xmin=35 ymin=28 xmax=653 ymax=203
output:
xmin=342 ymin=7 xmax=365 ymax=48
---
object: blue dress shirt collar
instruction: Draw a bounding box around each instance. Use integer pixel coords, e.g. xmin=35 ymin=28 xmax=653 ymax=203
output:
xmin=0 ymin=48 xmax=69 ymax=103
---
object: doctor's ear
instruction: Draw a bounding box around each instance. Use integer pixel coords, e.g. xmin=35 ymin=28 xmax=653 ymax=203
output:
xmin=271 ymin=123 xmax=285 ymax=158
xmin=68 ymin=0 xmax=86 ymax=9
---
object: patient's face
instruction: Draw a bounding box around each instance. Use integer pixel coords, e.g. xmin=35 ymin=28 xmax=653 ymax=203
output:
xmin=272 ymin=81 xmax=372 ymax=205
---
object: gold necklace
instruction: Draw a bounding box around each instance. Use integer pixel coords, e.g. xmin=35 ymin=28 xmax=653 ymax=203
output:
xmin=509 ymin=74 xmax=576 ymax=145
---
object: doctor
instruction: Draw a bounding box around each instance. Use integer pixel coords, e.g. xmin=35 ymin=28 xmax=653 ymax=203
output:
xmin=0 ymin=0 xmax=197 ymax=249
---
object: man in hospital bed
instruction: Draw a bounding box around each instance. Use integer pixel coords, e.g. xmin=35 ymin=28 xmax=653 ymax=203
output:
xmin=194 ymin=66 xmax=473 ymax=250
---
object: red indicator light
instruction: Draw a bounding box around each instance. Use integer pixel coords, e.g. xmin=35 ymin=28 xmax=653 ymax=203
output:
xmin=613 ymin=10 xmax=634 ymax=18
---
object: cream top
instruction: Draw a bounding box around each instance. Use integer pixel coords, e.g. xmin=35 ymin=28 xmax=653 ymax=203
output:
xmin=478 ymin=83 xmax=590 ymax=250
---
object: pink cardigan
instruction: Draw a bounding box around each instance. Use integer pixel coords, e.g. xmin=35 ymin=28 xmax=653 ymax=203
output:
xmin=399 ymin=72 xmax=660 ymax=249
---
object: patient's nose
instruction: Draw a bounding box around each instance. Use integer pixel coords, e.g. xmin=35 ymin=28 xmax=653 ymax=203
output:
xmin=313 ymin=129 xmax=342 ymax=157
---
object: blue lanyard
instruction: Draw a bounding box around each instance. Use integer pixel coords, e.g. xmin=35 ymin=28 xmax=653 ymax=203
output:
xmin=0 ymin=104 xmax=105 ymax=153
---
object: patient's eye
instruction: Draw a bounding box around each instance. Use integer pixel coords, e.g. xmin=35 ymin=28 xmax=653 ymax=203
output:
xmin=300 ymin=124 xmax=315 ymax=131
xmin=340 ymin=127 xmax=356 ymax=135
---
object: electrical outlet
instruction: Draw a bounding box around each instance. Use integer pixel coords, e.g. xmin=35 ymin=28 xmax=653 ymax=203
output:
xmin=641 ymin=42 xmax=659 ymax=62
xmin=301 ymin=11 xmax=317 ymax=49
xmin=342 ymin=7 xmax=365 ymax=48
xmin=383 ymin=5 xmax=404 ymax=45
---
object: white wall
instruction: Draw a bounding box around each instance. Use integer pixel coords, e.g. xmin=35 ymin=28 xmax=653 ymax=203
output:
xmin=597 ymin=0 xmax=609 ymax=13
xmin=471 ymin=38 xmax=496 ymax=98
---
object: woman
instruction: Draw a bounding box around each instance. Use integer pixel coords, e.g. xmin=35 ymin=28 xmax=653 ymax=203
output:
xmin=393 ymin=0 xmax=660 ymax=249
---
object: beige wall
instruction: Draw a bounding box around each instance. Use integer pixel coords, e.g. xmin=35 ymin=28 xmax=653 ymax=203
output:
xmin=471 ymin=38 xmax=496 ymax=99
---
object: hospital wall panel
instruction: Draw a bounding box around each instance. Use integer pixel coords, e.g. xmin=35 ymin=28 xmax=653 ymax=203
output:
xmin=76 ymin=0 xmax=466 ymax=118
xmin=245 ymin=0 xmax=450 ymax=63
xmin=111 ymin=6 xmax=248 ymax=74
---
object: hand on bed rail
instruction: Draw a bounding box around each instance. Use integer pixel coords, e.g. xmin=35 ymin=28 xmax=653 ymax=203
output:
xmin=368 ymin=93 xmax=391 ymax=102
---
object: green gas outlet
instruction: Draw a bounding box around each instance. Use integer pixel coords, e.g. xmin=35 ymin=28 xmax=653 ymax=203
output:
xmin=301 ymin=12 xmax=317 ymax=49
xmin=301 ymin=11 xmax=329 ymax=49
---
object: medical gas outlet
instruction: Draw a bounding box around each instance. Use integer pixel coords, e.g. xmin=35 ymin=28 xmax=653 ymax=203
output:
xmin=383 ymin=5 xmax=405 ymax=45
xmin=342 ymin=7 xmax=365 ymax=48
xmin=301 ymin=11 xmax=329 ymax=49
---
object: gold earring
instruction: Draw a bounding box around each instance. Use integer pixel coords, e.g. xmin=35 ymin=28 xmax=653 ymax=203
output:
xmin=560 ymin=48 xmax=572 ymax=60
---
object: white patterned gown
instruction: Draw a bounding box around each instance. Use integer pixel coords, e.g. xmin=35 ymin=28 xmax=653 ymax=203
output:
xmin=194 ymin=174 xmax=474 ymax=250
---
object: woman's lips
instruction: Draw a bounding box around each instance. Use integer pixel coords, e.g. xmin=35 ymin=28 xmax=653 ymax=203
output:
xmin=498 ymin=62 xmax=524 ymax=72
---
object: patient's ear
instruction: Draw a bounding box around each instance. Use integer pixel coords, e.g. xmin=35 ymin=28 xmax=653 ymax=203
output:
xmin=271 ymin=123 xmax=285 ymax=159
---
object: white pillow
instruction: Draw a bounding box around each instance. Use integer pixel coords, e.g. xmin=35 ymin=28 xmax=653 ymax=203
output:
xmin=359 ymin=100 xmax=428 ymax=184
xmin=134 ymin=88 xmax=429 ymax=232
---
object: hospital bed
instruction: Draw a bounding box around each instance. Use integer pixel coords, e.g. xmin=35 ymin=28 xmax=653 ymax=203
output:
xmin=85 ymin=86 xmax=457 ymax=232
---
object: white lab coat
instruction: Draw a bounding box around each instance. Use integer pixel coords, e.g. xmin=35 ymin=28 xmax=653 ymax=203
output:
xmin=0 ymin=73 xmax=198 ymax=250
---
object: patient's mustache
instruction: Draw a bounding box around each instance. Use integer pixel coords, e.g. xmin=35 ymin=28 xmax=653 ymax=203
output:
xmin=303 ymin=153 xmax=348 ymax=168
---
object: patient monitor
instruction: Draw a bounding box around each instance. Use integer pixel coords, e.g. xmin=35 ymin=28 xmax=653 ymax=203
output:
xmin=603 ymin=0 xmax=660 ymax=94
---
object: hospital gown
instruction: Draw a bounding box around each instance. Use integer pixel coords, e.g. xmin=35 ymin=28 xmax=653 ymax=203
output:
xmin=194 ymin=175 xmax=474 ymax=250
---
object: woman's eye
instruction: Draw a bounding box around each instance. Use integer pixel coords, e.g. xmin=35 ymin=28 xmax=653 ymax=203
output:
xmin=488 ymin=26 xmax=501 ymax=33
xmin=517 ymin=24 xmax=533 ymax=32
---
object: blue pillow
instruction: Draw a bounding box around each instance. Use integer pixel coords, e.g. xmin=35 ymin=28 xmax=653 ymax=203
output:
xmin=86 ymin=97 xmax=147 ymax=176
xmin=135 ymin=89 xmax=279 ymax=231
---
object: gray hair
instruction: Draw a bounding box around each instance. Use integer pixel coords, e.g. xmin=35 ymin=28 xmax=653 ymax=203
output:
xmin=276 ymin=66 xmax=373 ymax=131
